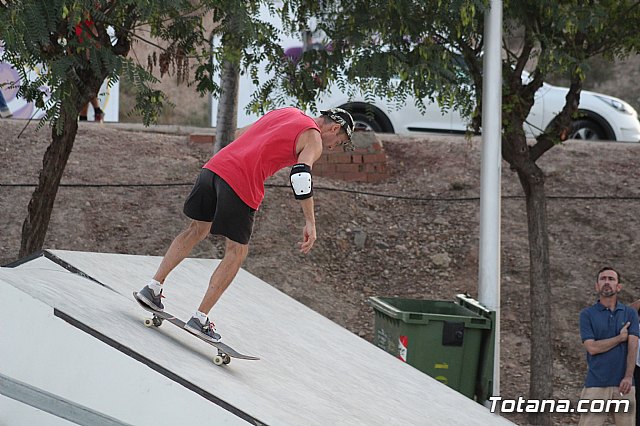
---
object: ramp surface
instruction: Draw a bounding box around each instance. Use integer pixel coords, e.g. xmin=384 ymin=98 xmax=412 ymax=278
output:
xmin=1 ymin=250 xmax=514 ymax=425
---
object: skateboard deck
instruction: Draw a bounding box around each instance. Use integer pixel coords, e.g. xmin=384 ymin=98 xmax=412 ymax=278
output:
xmin=133 ymin=292 xmax=259 ymax=365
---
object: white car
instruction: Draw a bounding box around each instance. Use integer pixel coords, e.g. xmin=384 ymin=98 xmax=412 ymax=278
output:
xmin=316 ymin=77 xmax=640 ymax=142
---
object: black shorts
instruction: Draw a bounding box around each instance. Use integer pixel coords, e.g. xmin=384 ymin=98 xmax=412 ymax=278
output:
xmin=183 ymin=168 xmax=255 ymax=245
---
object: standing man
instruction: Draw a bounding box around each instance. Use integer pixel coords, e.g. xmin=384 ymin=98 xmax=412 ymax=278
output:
xmin=579 ymin=266 xmax=639 ymax=426
xmin=135 ymin=107 xmax=354 ymax=342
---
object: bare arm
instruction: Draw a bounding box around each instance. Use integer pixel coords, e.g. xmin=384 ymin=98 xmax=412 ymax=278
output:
xmin=583 ymin=322 xmax=630 ymax=356
xmin=620 ymin=334 xmax=638 ymax=395
xmin=295 ymin=129 xmax=323 ymax=165
xmin=294 ymin=130 xmax=323 ymax=254
xmin=625 ymin=335 xmax=638 ymax=378
xmin=297 ymin=197 xmax=316 ymax=254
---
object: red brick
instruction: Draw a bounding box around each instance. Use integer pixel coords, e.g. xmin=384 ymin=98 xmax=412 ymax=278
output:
xmin=351 ymin=154 xmax=363 ymax=164
xmin=362 ymin=153 xmax=387 ymax=163
xmin=313 ymin=163 xmax=327 ymax=173
xmin=317 ymin=170 xmax=340 ymax=179
xmin=336 ymin=163 xmax=364 ymax=173
xmin=342 ymin=172 xmax=368 ymax=182
xmin=328 ymin=153 xmax=353 ymax=164
xmin=189 ymin=133 xmax=215 ymax=144
xmin=316 ymin=163 xmax=337 ymax=173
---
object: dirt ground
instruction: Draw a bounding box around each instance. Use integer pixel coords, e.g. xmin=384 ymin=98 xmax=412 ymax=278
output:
xmin=3 ymin=119 xmax=640 ymax=425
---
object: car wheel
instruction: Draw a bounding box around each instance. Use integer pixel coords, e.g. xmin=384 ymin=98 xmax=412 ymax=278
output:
xmin=351 ymin=112 xmax=385 ymax=133
xmin=569 ymin=120 xmax=607 ymax=141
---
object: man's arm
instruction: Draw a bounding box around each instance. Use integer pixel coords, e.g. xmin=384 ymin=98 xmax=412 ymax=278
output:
xmin=293 ymin=130 xmax=323 ymax=254
xmin=295 ymin=129 xmax=323 ymax=165
xmin=583 ymin=322 xmax=630 ymax=356
xmin=619 ymin=334 xmax=638 ymax=394
xmin=621 ymin=308 xmax=640 ymax=394
xmin=297 ymin=197 xmax=315 ymax=254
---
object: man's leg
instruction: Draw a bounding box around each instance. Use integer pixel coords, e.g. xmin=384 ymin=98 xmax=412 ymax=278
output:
xmin=136 ymin=220 xmax=210 ymax=311
xmin=612 ymin=386 xmax=635 ymax=426
xmin=79 ymin=103 xmax=89 ymax=120
xmin=153 ymin=220 xmax=212 ymax=283
xmin=90 ymin=98 xmax=103 ymax=121
xmin=578 ymin=387 xmax=609 ymax=426
xmin=184 ymin=172 xmax=253 ymax=339
xmin=183 ymin=238 xmax=248 ymax=341
xmin=198 ymin=238 xmax=248 ymax=313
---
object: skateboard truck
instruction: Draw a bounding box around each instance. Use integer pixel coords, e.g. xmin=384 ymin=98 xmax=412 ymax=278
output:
xmin=144 ymin=313 xmax=231 ymax=365
xmin=133 ymin=291 xmax=259 ymax=366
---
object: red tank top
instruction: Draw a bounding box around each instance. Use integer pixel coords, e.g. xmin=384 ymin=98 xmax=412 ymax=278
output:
xmin=204 ymin=108 xmax=320 ymax=209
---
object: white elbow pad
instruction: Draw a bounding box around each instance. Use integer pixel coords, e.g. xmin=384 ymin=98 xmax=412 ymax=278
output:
xmin=290 ymin=163 xmax=313 ymax=200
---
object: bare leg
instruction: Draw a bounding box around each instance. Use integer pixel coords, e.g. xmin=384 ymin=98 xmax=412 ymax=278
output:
xmin=198 ymin=238 xmax=248 ymax=313
xmin=153 ymin=220 xmax=211 ymax=284
xmin=79 ymin=103 xmax=89 ymax=117
xmin=91 ymin=98 xmax=103 ymax=121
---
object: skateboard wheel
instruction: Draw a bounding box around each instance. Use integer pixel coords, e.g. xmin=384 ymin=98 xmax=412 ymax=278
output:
xmin=213 ymin=355 xmax=224 ymax=366
xmin=144 ymin=318 xmax=154 ymax=327
xmin=152 ymin=316 xmax=163 ymax=327
xmin=222 ymin=354 xmax=231 ymax=365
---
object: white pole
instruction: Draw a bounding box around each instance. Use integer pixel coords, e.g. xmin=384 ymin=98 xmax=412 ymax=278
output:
xmin=478 ymin=0 xmax=502 ymax=398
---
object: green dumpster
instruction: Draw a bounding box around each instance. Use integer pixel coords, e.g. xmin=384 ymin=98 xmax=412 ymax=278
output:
xmin=369 ymin=297 xmax=491 ymax=399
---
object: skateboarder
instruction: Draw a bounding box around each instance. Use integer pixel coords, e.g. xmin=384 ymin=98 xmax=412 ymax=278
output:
xmin=136 ymin=107 xmax=354 ymax=342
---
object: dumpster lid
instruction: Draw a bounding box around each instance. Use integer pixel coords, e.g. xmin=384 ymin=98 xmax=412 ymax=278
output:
xmin=368 ymin=296 xmax=491 ymax=328
xmin=455 ymin=293 xmax=492 ymax=319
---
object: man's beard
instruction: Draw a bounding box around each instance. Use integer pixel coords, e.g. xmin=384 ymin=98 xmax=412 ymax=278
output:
xmin=599 ymin=286 xmax=618 ymax=297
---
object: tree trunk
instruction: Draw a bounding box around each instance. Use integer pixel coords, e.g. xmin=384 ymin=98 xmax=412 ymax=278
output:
xmin=19 ymin=108 xmax=79 ymax=258
xmin=214 ymin=58 xmax=240 ymax=154
xmin=518 ymin=168 xmax=553 ymax=426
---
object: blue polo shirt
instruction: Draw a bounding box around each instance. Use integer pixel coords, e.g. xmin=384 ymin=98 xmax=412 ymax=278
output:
xmin=579 ymin=301 xmax=639 ymax=387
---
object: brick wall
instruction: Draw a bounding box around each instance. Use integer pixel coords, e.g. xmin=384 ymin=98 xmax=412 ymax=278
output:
xmin=313 ymin=132 xmax=389 ymax=183
xmin=188 ymin=131 xmax=389 ymax=183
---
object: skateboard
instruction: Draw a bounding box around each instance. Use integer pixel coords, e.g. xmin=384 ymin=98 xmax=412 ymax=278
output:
xmin=133 ymin=292 xmax=260 ymax=366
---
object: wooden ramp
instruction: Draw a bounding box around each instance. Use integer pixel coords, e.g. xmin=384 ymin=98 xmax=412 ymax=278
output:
xmin=0 ymin=250 xmax=514 ymax=426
